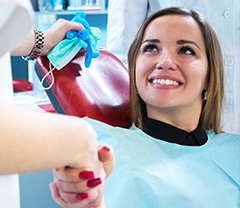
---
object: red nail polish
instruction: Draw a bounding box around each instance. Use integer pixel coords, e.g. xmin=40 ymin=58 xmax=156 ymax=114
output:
xmin=79 ymin=171 xmax=94 ymax=180
xmin=87 ymin=178 xmax=102 ymax=187
xmin=76 ymin=193 xmax=88 ymax=200
xmin=102 ymin=146 xmax=110 ymax=151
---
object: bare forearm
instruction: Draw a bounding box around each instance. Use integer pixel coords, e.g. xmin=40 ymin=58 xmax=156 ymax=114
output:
xmin=10 ymin=30 xmax=35 ymax=56
xmin=0 ymin=101 xmax=98 ymax=175
xmin=11 ymin=29 xmax=53 ymax=56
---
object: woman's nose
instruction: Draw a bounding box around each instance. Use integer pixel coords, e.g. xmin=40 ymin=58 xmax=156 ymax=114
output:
xmin=156 ymin=51 xmax=177 ymax=71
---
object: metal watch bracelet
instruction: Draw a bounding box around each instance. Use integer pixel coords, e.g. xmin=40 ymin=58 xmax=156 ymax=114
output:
xmin=22 ymin=29 xmax=44 ymax=61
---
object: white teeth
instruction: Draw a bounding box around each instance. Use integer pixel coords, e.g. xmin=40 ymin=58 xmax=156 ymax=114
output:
xmin=152 ymin=79 xmax=179 ymax=85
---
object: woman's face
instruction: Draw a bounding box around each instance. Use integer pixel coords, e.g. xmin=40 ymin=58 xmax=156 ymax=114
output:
xmin=136 ymin=15 xmax=208 ymax=121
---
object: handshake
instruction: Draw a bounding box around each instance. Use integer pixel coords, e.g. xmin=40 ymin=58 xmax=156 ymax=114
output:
xmin=50 ymin=144 xmax=114 ymax=208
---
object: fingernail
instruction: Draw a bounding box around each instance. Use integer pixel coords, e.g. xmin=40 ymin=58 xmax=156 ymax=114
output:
xmin=102 ymin=146 xmax=110 ymax=151
xmin=79 ymin=170 xmax=94 ymax=180
xmin=76 ymin=193 xmax=88 ymax=200
xmin=87 ymin=178 xmax=102 ymax=187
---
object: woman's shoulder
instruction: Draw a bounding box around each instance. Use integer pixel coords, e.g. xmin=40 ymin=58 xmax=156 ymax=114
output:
xmin=207 ymin=130 xmax=240 ymax=143
xmin=206 ymin=131 xmax=240 ymax=158
xmin=82 ymin=117 xmax=133 ymax=132
xmin=205 ymin=131 xmax=240 ymax=163
xmin=206 ymin=131 xmax=240 ymax=184
xmin=82 ymin=117 xmax=136 ymax=142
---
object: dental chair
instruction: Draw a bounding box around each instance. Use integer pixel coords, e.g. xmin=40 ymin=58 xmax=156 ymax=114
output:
xmin=35 ymin=48 xmax=131 ymax=128
xmin=13 ymin=78 xmax=33 ymax=92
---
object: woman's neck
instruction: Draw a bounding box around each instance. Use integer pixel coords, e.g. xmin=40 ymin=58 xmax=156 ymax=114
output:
xmin=147 ymin=105 xmax=201 ymax=132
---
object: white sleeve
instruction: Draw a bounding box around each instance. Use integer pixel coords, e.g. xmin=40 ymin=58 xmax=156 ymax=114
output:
xmin=0 ymin=0 xmax=33 ymax=57
xmin=106 ymin=0 xmax=149 ymax=67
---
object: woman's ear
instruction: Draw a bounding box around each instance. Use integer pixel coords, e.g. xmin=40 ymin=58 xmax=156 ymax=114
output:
xmin=202 ymin=77 xmax=209 ymax=100
xmin=202 ymin=89 xmax=208 ymax=101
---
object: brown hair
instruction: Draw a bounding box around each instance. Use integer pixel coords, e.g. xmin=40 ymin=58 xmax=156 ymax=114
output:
xmin=128 ymin=7 xmax=224 ymax=133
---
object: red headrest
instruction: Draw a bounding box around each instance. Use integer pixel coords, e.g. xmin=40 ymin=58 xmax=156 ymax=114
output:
xmin=36 ymin=49 xmax=131 ymax=128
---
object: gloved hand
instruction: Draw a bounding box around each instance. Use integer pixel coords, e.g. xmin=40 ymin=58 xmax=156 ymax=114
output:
xmin=66 ymin=12 xmax=101 ymax=67
xmin=44 ymin=12 xmax=101 ymax=90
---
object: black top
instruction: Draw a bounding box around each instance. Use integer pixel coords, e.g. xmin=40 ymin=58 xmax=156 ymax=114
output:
xmin=142 ymin=117 xmax=208 ymax=146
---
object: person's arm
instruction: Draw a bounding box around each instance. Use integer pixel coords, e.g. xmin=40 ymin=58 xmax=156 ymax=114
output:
xmin=7 ymin=17 xmax=114 ymax=207
xmin=11 ymin=18 xmax=84 ymax=56
xmin=0 ymin=100 xmax=114 ymax=208
xmin=0 ymin=100 xmax=99 ymax=174
xmin=106 ymin=0 xmax=149 ymax=66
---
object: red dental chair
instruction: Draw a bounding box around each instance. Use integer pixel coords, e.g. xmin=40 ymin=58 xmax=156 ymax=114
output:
xmin=35 ymin=49 xmax=131 ymax=128
xmin=13 ymin=78 xmax=33 ymax=92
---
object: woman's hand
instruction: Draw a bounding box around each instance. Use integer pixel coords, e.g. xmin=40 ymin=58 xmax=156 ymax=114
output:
xmin=50 ymin=145 xmax=114 ymax=208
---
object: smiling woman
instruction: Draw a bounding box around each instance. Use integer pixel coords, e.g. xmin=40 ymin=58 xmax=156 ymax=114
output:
xmin=135 ymin=14 xmax=208 ymax=132
xmin=129 ymin=7 xmax=223 ymax=133
xmin=51 ymin=7 xmax=240 ymax=208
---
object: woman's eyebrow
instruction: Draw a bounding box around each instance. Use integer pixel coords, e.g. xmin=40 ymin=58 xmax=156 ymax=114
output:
xmin=142 ymin=39 xmax=160 ymax=44
xmin=177 ymin=39 xmax=200 ymax=49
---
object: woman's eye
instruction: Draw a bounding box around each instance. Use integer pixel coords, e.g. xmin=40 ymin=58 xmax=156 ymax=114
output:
xmin=179 ymin=46 xmax=196 ymax=55
xmin=142 ymin=44 xmax=159 ymax=53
